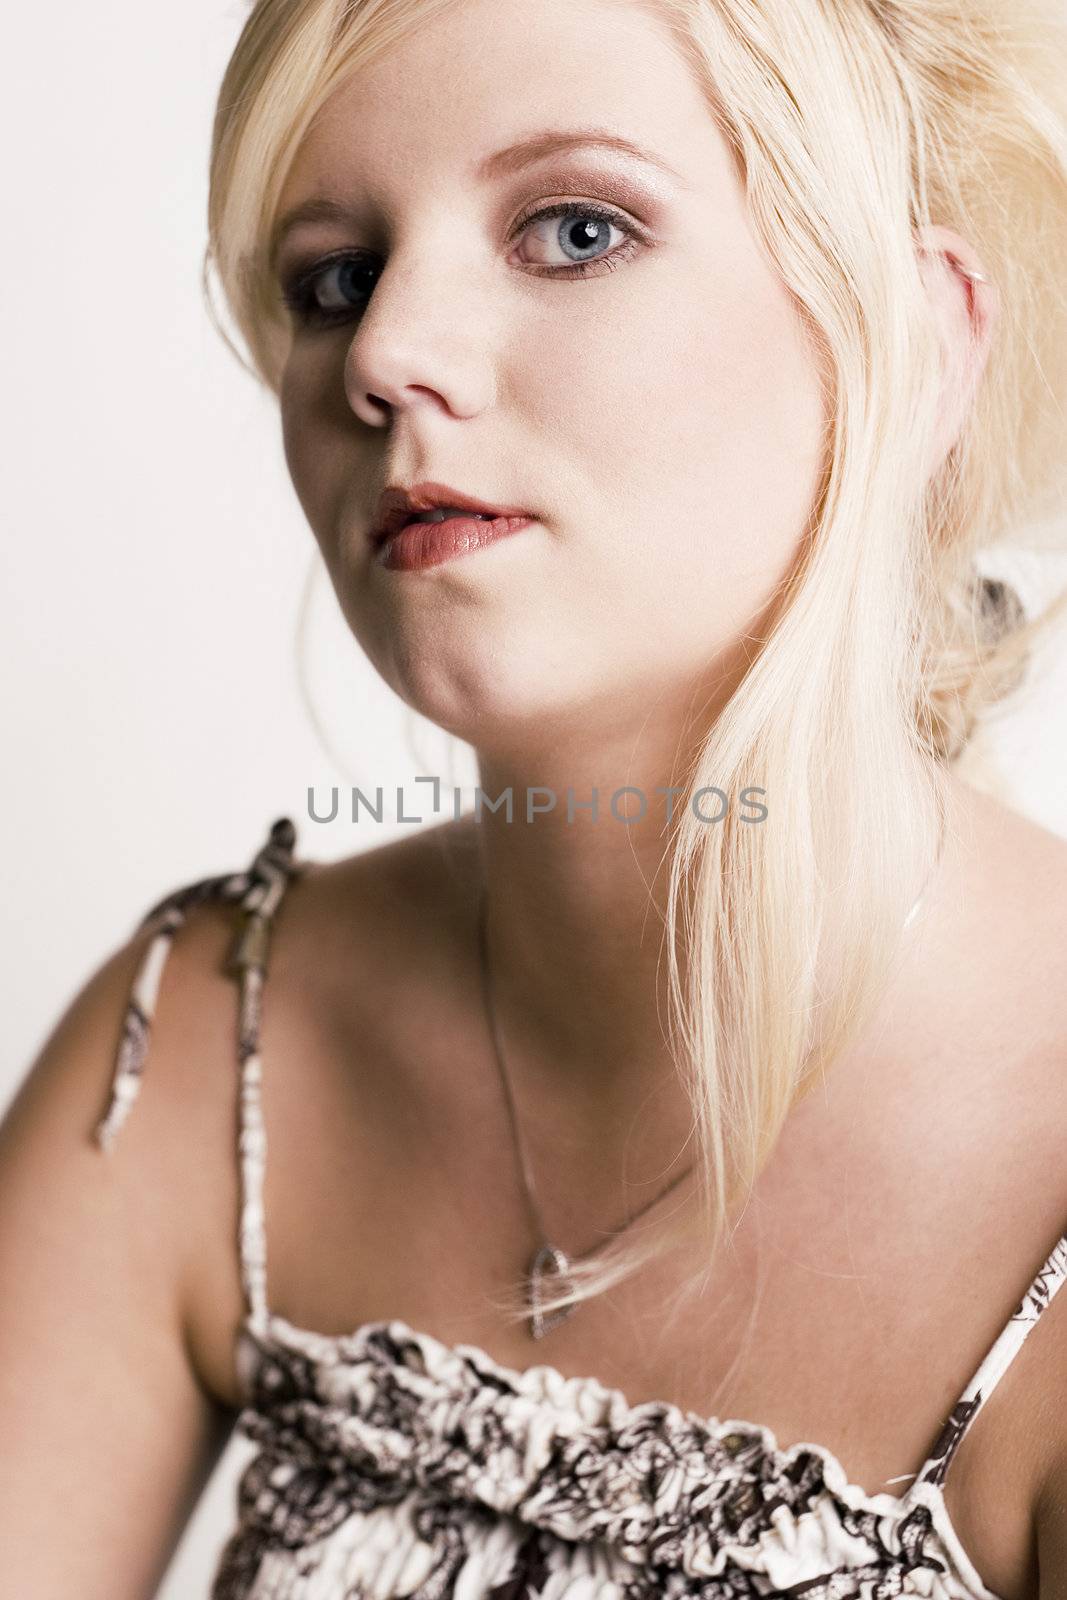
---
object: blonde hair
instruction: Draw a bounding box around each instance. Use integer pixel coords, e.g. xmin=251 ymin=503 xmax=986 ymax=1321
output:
xmin=205 ymin=0 xmax=1067 ymax=1337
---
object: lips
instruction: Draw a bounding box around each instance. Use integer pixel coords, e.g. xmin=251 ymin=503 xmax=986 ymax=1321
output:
xmin=370 ymin=480 xmax=534 ymax=546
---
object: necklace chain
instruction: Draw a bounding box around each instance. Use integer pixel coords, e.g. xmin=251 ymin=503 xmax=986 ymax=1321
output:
xmin=474 ymin=825 xmax=941 ymax=1340
xmin=475 ymin=882 xmax=695 ymax=1339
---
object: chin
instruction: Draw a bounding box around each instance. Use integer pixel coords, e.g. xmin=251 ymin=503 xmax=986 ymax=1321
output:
xmin=383 ymin=635 xmax=585 ymax=748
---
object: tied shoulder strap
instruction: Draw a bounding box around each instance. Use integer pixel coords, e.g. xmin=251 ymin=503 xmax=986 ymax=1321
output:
xmin=94 ymin=817 xmax=303 ymax=1155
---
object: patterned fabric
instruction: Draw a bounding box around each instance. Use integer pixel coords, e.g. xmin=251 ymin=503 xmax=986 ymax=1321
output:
xmin=95 ymin=818 xmax=1067 ymax=1600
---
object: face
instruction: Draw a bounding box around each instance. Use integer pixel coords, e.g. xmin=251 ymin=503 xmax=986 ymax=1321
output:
xmin=273 ymin=0 xmax=827 ymax=753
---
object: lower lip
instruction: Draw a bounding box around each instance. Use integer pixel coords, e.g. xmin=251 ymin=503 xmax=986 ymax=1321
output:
xmin=375 ymin=513 xmax=534 ymax=572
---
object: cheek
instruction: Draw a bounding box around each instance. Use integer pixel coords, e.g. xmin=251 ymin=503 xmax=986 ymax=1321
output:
xmin=279 ymin=353 xmax=352 ymax=552
xmin=663 ymin=292 xmax=827 ymax=590
xmin=510 ymin=276 xmax=827 ymax=643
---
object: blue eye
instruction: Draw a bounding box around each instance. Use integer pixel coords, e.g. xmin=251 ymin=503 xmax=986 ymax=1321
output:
xmin=513 ymin=202 xmax=634 ymax=269
xmin=278 ymin=253 xmax=375 ymax=325
xmin=278 ymin=201 xmax=645 ymax=329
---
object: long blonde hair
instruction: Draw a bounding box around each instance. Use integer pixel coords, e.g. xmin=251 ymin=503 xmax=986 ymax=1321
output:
xmin=205 ymin=0 xmax=1067 ymax=1331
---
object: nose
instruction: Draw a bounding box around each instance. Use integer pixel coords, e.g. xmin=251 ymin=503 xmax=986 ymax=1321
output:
xmin=342 ymin=238 xmax=497 ymax=427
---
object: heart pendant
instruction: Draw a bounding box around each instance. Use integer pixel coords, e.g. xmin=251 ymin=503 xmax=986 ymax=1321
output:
xmin=527 ymin=1243 xmax=577 ymax=1340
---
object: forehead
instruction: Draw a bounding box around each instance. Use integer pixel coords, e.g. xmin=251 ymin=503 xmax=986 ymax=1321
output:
xmin=278 ymin=0 xmax=727 ymax=204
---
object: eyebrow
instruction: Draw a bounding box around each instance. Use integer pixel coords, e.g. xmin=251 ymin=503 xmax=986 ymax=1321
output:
xmin=473 ymin=127 xmax=687 ymax=185
xmin=269 ymin=127 xmax=687 ymax=270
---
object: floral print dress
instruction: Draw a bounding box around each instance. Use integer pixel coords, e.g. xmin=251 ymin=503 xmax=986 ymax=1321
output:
xmin=95 ymin=818 xmax=1067 ymax=1600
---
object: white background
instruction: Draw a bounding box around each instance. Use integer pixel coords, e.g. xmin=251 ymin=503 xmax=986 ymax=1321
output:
xmin=1 ymin=3 xmax=1066 ymax=1594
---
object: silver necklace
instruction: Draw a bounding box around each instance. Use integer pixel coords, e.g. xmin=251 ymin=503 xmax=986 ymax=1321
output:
xmin=474 ymin=840 xmax=939 ymax=1341
xmin=475 ymin=884 xmax=696 ymax=1340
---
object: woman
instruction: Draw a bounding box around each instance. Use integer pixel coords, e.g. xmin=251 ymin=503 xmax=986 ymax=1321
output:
xmin=2 ymin=0 xmax=1066 ymax=1594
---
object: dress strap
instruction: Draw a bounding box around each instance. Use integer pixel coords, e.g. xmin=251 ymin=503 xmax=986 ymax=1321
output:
xmin=912 ymin=1229 xmax=1067 ymax=1489
xmin=224 ymin=820 xmax=303 ymax=1331
xmin=94 ymin=817 xmax=304 ymax=1328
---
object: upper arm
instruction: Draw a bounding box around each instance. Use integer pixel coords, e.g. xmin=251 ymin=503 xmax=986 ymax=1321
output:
xmin=1039 ymin=1442 xmax=1067 ymax=1595
xmin=0 ymin=912 xmax=241 ymax=1600
xmin=1036 ymin=1229 xmax=1067 ymax=1594
xmin=1037 ymin=1301 xmax=1067 ymax=1595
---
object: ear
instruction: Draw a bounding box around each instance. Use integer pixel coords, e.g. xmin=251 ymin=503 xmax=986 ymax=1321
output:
xmin=914 ymin=223 xmax=1000 ymax=477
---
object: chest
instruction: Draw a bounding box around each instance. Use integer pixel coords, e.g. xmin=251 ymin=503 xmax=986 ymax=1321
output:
xmin=256 ymin=1026 xmax=1061 ymax=1600
xmin=205 ymin=850 xmax=1067 ymax=1600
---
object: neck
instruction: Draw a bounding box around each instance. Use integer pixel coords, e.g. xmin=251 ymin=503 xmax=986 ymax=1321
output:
xmin=440 ymin=701 xmax=948 ymax=1162
xmin=457 ymin=709 xmax=705 ymax=1135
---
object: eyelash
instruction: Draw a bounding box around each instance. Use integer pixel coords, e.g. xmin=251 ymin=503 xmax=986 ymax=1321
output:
xmin=278 ymin=200 xmax=646 ymax=328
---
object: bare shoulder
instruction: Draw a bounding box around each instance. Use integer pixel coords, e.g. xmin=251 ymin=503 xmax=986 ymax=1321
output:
xmin=1 ymin=891 xmax=246 ymax=1325
xmin=945 ymin=779 xmax=1067 ymax=1579
xmin=287 ymin=813 xmax=482 ymax=978
xmin=270 ymin=814 xmax=484 ymax=1053
xmin=958 ymin=779 xmax=1067 ymax=1066
xmin=0 ymin=898 xmax=245 ymax=1591
xmin=936 ymin=775 xmax=1067 ymax=1007
xmin=985 ymin=789 xmax=1067 ymax=880
xmin=184 ymin=816 xmax=486 ymax=1408
xmin=951 ymin=776 xmax=1067 ymax=903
